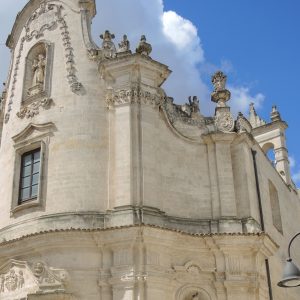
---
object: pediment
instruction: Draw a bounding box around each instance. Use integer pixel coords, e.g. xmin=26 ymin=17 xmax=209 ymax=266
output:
xmin=0 ymin=260 xmax=67 ymax=300
xmin=12 ymin=122 xmax=56 ymax=144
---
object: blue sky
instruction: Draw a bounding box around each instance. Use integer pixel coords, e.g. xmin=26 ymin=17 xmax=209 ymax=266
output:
xmin=0 ymin=0 xmax=300 ymax=185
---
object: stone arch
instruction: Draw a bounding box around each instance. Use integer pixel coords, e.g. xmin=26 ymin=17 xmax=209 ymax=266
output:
xmin=176 ymin=284 xmax=215 ymax=300
xmin=261 ymin=142 xmax=276 ymax=165
xmin=22 ymin=40 xmax=53 ymax=102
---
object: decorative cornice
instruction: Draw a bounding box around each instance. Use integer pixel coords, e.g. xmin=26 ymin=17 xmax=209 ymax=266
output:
xmin=106 ymin=88 xmax=163 ymax=109
xmin=0 ymin=224 xmax=274 ymax=248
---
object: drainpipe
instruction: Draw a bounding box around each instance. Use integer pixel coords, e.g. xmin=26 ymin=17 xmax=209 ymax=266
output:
xmin=252 ymin=149 xmax=273 ymax=300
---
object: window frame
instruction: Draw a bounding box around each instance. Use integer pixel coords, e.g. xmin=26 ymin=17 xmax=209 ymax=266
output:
xmin=11 ymin=122 xmax=55 ymax=216
xmin=18 ymin=148 xmax=41 ymax=204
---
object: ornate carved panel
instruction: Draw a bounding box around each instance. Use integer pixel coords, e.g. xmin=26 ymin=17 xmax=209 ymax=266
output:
xmin=0 ymin=260 xmax=68 ymax=300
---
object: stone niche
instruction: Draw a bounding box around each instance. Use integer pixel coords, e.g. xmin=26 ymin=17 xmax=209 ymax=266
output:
xmin=22 ymin=41 xmax=52 ymax=104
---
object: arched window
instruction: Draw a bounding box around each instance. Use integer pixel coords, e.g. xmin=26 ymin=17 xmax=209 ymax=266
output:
xmin=22 ymin=41 xmax=52 ymax=103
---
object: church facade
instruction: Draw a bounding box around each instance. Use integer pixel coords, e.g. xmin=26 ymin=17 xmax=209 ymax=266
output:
xmin=0 ymin=0 xmax=299 ymax=299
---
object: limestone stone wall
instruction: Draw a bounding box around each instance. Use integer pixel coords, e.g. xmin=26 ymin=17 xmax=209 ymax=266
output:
xmin=0 ymin=0 xmax=300 ymax=299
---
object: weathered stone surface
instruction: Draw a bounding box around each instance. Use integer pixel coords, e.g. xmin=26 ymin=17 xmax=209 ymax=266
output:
xmin=0 ymin=0 xmax=299 ymax=299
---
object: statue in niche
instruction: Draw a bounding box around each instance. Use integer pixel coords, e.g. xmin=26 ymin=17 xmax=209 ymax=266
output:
xmin=28 ymin=53 xmax=46 ymax=96
xmin=118 ymin=34 xmax=130 ymax=52
xmin=32 ymin=54 xmax=46 ymax=87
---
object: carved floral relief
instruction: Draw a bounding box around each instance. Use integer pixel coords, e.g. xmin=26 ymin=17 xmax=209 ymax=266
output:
xmin=17 ymin=98 xmax=53 ymax=119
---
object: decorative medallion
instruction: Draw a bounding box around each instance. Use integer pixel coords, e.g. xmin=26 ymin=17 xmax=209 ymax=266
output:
xmin=215 ymin=111 xmax=235 ymax=133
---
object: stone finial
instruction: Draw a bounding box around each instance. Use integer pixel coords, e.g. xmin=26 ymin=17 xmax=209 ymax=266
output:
xmin=100 ymin=30 xmax=116 ymax=58
xmin=118 ymin=34 xmax=130 ymax=53
xmin=249 ymin=103 xmax=266 ymax=128
xmin=270 ymin=105 xmax=281 ymax=122
xmin=211 ymin=71 xmax=231 ymax=107
xmin=136 ymin=35 xmax=152 ymax=56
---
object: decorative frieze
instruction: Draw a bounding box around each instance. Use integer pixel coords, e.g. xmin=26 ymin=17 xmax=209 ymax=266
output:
xmin=17 ymin=98 xmax=53 ymax=119
xmin=106 ymin=88 xmax=163 ymax=108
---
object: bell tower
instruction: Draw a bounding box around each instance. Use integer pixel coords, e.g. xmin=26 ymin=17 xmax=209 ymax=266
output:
xmin=250 ymin=104 xmax=292 ymax=186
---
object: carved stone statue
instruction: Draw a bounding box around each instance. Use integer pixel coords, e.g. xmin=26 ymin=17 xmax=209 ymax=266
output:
xmin=136 ymin=35 xmax=152 ymax=56
xmin=32 ymin=54 xmax=46 ymax=87
xmin=189 ymin=96 xmax=199 ymax=113
xmin=18 ymin=270 xmax=25 ymax=289
xmin=211 ymin=71 xmax=231 ymax=107
xmin=212 ymin=71 xmax=227 ymax=92
xmin=100 ymin=30 xmax=116 ymax=59
xmin=118 ymin=34 xmax=130 ymax=52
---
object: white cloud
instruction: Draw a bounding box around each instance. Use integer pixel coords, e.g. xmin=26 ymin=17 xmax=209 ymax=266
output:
xmin=0 ymin=0 xmax=265 ymax=117
xmin=229 ymin=86 xmax=265 ymax=115
xmin=162 ymin=11 xmax=204 ymax=64
xmin=292 ymin=171 xmax=300 ymax=185
xmin=289 ymin=156 xmax=296 ymax=169
xmin=93 ymin=0 xmax=209 ymax=111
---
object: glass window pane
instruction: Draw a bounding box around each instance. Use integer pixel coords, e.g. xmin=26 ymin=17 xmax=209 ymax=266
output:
xmin=20 ymin=188 xmax=30 ymax=200
xmin=31 ymin=184 xmax=38 ymax=197
xmin=32 ymin=173 xmax=39 ymax=185
xmin=23 ymin=154 xmax=32 ymax=166
xmin=33 ymin=162 xmax=40 ymax=174
xmin=34 ymin=151 xmax=40 ymax=163
xmin=23 ymin=165 xmax=32 ymax=177
xmin=21 ymin=176 xmax=31 ymax=188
